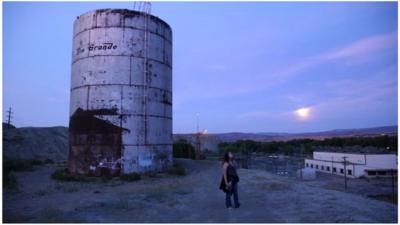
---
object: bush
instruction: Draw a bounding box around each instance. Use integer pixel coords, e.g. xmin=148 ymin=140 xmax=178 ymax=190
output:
xmin=217 ymin=135 xmax=398 ymax=156
xmin=3 ymin=171 xmax=17 ymax=189
xmin=120 ymin=172 xmax=141 ymax=182
xmin=4 ymin=158 xmax=44 ymax=172
xmin=51 ymin=168 xmax=87 ymax=182
xmin=44 ymin=159 xmax=55 ymax=164
xmin=173 ymin=139 xmax=195 ymax=159
xmin=3 ymin=158 xmax=47 ymax=189
xmin=168 ymin=163 xmax=186 ymax=176
xmin=147 ymin=171 xmax=159 ymax=178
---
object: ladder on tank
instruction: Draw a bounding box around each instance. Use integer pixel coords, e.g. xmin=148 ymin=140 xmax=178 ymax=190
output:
xmin=133 ymin=1 xmax=151 ymax=145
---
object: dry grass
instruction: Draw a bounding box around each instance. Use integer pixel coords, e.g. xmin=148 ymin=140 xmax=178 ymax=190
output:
xmin=54 ymin=183 xmax=79 ymax=193
xmin=368 ymin=194 xmax=397 ymax=204
xmin=257 ymin=181 xmax=292 ymax=191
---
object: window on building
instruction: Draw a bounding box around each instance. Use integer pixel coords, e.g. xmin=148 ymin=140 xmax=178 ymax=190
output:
xmin=333 ymin=167 xmax=337 ymax=173
xmin=327 ymin=166 xmax=330 ymax=171
xmin=378 ymin=171 xmax=386 ymax=176
xmin=368 ymin=171 xmax=376 ymax=176
xmin=340 ymin=169 xmax=344 ymax=174
xmin=316 ymin=165 xmax=319 ymax=169
xmin=310 ymin=164 xmax=313 ymax=168
xmin=347 ymin=170 xmax=352 ymax=175
xmin=306 ymin=163 xmax=309 ymax=167
xmin=321 ymin=165 xmax=325 ymax=170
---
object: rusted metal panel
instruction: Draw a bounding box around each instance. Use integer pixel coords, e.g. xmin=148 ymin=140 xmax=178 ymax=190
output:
xmin=146 ymin=89 xmax=172 ymax=118
xmin=130 ymin=57 xmax=145 ymax=85
xmin=121 ymin=115 xmax=145 ymax=145
xmin=121 ymin=86 xmax=144 ymax=114
xmin=70 ymin=9 xmax=173 ymax=175
xmin=71 ymin=56 xmax=131 ymax=88
xmin=73 ymin=9 xmax=172 ymax=42
xmin=164 ymin=39 xmax=173 ymax=67
xmin=69 ymin=86 xmax=88 ymax=116
xmin=88 ymin=85 xmax=122 ymax=111
xmin=146 ymin=116 xmax=172 ymax=144
xmin=147 ymin=60 xmax=172 ymax=91
xmin=148 ymin=33 xmax=164 ymax=63
xmin=95 ymin=11 xmax=123 ymax=27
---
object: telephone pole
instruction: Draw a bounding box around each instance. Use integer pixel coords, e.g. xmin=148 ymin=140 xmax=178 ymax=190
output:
xmin=343 ymin=156 xmax=348 ymax=191
xmin=195 ymin=113 xmax=201 ymax=159
xmin=6 ymin=107 xmax=13 ymax=128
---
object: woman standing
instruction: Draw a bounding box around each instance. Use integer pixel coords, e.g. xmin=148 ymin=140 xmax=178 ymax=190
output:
xmin=220 ymin=152 xmax=240 ymax=209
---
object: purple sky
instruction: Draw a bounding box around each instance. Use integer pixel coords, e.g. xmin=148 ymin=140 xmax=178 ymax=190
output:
xmin=3 ymin=2 xmax=398 ymax=133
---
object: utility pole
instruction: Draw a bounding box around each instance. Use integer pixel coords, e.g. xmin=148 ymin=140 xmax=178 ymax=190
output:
xmin=391 ymin=169 xmax=395 ymax=197
xmin=6 ymin=107 xmax=13 ymax=128
xmin=195 ymin=113 xmax=201 ymax=160
xmin=343 ymin=156 xmax=348 ymax=191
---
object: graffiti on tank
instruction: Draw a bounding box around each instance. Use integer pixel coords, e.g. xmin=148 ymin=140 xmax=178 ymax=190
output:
xmin=76 ymin=47 xmax=85 ymax=55
xmin=138 ymin=153 xmax=153 ymax=167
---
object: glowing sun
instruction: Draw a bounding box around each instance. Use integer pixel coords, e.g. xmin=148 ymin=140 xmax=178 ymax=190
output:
xmin=295 ymin=107 xmax=311 ymax=120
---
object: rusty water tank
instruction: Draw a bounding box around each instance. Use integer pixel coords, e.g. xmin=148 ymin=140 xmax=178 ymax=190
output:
xmin=69 ymin=9 xmax=172 ymax=175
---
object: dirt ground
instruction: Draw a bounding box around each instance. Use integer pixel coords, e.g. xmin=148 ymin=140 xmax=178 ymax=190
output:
xmin=3 ymin=159 xmax=398 ymax=223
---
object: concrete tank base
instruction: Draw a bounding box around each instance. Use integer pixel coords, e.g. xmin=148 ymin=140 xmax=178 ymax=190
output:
xmin=68 ymin=9 xmax=173 ymax=176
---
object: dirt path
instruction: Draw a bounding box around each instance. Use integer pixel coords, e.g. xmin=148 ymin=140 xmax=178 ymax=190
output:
xmin=3 ymin=159 xmax=397 ymax=223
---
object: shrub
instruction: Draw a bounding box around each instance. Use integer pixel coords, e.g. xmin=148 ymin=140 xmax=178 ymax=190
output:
xmin=3 ymin=171 xmax=17 ymax=189
xmin=4 ymin=158 xmax=43 ymax=172
xmin=120 ymin=172 xmax=141 ymax=182
xmin=168 ymin=163 xmax=186 ymax=176
xmin=173 ymin=139 xmax=195 ymax=159
xmin=147 ymin=171 xmax=159 ymax=178
xmin=3 ymin=158 xmax=47 ymax=189
xmin=44 ymin=159 xmax=55 ymax=164
xmin=51 ymin=168 xmax=86 ymax=182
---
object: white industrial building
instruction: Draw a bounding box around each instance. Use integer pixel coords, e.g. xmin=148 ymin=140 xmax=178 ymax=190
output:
xmin=304 ymin=151 xmax=397 ymax=178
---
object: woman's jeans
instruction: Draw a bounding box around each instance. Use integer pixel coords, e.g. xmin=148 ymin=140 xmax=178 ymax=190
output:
xmin=225 ymin=182 xmax=240 ymax=208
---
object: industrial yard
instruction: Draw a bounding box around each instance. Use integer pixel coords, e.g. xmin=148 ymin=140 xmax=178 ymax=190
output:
xmin=3 ymin=2 xmax=398 ymax=224
xmin=4 ymin=159 xmax=397 ymax=223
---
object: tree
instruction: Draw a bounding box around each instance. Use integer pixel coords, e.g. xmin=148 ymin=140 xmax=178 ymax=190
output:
xmin=173 ymin=139 xmax=195 ymax=159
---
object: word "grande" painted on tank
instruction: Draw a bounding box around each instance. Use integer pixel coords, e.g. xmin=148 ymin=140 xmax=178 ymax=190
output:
xmin=89 ymin=43 xmax=118 ymax=51
xmin=75 ymin=43 xmax=118 ymax=55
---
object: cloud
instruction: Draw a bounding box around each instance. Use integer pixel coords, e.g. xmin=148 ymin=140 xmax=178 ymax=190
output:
xmin=311 ymin=73 xmax=397 ymax=119
xmin=322 ymin=32 xmax=397 ymax=60
xmin=174 ymin=32 xmax=397 ymax=106
xmin=237 ymin=111 xmax=276 ymax=119
xmin=238 ymin=110 xmax=298 ymax=121
xmin=270 ymin=32 xmax=397 ymax=82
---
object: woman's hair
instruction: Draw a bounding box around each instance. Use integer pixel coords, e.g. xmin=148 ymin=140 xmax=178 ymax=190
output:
xmin=223 ymin=152 xmax=230 ymax=163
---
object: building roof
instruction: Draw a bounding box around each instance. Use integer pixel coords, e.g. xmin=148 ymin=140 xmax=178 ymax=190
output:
xmin=314 ymin=151 xmax=397 ymax=156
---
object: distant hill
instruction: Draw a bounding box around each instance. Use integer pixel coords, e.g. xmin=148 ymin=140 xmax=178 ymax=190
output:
xmin=175 ymin=126 xmax=398 ymax=151
xmin=3 ymin=125 xmax=68 ymax=162
xmin=2 ymin=125 xmax=397 ymax=160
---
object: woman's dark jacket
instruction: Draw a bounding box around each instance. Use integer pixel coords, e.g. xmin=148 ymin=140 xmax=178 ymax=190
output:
xmin=219 ymin=162 xmax=239 ymax=192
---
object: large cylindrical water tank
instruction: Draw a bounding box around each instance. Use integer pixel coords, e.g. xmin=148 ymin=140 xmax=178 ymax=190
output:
xmin=69 ymin=9 xmax=172 ymax=175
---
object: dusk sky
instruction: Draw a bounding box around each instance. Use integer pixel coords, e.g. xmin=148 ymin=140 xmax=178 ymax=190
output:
xmin=3 ymin=2 xmax=398 ymax=133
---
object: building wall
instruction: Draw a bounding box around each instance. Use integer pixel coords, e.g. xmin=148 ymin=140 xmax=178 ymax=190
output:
xmin=70 ymin=9 xmax=173 ymax=175
xmin=305 ymin=159 xmax=358 ymax=178
xmin=365 ymin=154 xmax=397 ymax=169
xmin=306 ymin=152 xmax=397 ymax=178
xmin=313 ymin=152 xmax=366 ymax=164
